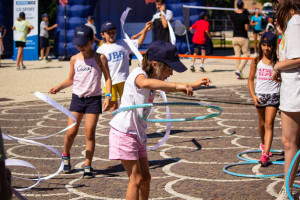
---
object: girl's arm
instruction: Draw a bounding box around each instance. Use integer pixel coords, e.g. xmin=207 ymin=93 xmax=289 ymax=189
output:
xmin=49 ymin=56 xmax=76 ymax=94
xmin=248 ymin=60 xmax=261 ymax=106
xmin=135 ymin=74 xmax=193 ymax=96
xmin=137 ymin=21 xmax=152 ymax=46
xmin=250 ymin=20 xmax=257 ymax=26
xmin=274 ymin=58 xmax=300 ymax=71
xmin=97 ymin=54 xmax=112 ymax=112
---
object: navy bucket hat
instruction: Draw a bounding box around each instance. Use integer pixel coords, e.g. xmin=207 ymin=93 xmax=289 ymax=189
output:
xmin=147 ymin=40 xmax=187 ymax=73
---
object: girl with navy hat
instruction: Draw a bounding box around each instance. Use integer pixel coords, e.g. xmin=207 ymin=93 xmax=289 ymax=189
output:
xmin=49 ymin=24 xmax=112 ymax=178
xmin=109 ymin=40 xmax=211 ymax=199
xmin=248 ymin=31 xmax=279 ymax=167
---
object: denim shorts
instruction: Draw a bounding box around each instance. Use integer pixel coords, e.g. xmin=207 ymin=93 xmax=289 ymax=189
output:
xmin=69 ymin=94 xmax=102 ymax=114
xmin=256 ymin=93 xmax=279 ymax=109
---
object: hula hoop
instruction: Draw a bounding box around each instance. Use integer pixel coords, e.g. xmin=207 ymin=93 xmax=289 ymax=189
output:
xmin=237 ymin=149 xmax=284 ymax=164
xmin=112 ymin=102 xmax=222 ymax=123
xmin=286 ymin=149 xmax=300 ymax=199
xmin=223 ymin=161 xmax=285 ymax=178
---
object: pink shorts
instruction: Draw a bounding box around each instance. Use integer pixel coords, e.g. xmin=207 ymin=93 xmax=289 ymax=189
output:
xmin=109 ymin=127 xmax=147 ymax=160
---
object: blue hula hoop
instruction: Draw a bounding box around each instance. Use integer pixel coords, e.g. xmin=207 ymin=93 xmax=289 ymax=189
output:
xmin=112 ymin=102 xmax=222 ymax=123
xmin=286 ymin=149 xmax=300 ymax=199
xmin=223 ymin=161 xmax=285 ymax=178
xmin=237 ymin=149 xmax=284 ymax=164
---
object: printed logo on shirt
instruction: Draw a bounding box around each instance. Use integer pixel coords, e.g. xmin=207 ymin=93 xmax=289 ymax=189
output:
xmin=77 ymin=64 xmax=92 ymax=73
xmin=258 ymin=68 xmax=272 ymax=80
xmin=107 ymin=51 xmax=124 ymax=62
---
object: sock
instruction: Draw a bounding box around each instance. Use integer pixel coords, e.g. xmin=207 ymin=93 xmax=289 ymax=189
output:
xmin=62 ymin=153 xmax=69 ymax=157
xmin=200 ymin=64 xmax=203 ymax=68
xmin=191 ymin=62 xmax=194 ymax=67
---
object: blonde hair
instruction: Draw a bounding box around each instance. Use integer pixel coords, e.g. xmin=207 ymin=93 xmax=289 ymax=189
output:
xmin=142 ymin=50 xmax=166 ymax=79
xmin=276 ymin=0 xmax=300 ymax=32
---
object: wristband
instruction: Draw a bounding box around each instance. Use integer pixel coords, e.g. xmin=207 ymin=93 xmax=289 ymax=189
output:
xmin=105 ymin=93 xmax=112 ymax=100
xmin=273 ymin=69 xmax=279 ymax=73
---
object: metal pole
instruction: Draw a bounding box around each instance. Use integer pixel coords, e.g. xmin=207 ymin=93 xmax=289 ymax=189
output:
xmin=64 ymin=6 xmax=67 ymax=60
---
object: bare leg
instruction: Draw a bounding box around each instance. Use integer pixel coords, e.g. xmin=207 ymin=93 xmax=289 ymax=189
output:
xmin=40 ymin=48 xmax=45 ymax=59
xmin=201 ymin=48 xmax=206 ymax=64
xmin=16 ymin=47 xmax=24 ymax=68
xmin=191 ymin=47 xmax=199 ymax=64
xmin=45 ymin=46 xmax=50 ymax=59
xmin=281 ymin=111 xmax=300 ymax=187
xmin=263 ymin=106 xmax=277 ymax=154
xmin=84 ymin=113 xmax=99 ymax=166
xmin=253 ymin=33 xmax=258 ymax=54
xmin=63 ymin=112 xmax=84 ymax=155
xmin=138 ymin=157 xmax=151 ymax=200
xmin=256 ymin=108 xmax=266 ymax=145
xmin=122 ymin=160 xmax=143 ymax=200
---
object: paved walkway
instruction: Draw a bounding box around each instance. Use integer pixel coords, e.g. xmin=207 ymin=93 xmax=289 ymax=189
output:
xmin=1 ymin=57 xmax=296 ymax=199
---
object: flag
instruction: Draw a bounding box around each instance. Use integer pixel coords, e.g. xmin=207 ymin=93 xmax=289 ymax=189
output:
xmin=145 ymin=0 xmax=155 ymax=5
xmin=59 ymin=0 xmax=68 ymax=7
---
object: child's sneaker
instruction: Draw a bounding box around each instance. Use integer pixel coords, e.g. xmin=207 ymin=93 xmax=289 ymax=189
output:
xmin=190 ymin=66 xmax=195 ymax=72
xmin=62 ymin=155 xmax=71 ymax=173
xmin=260 ymin=144 xmax=273 ymax=157
xmin=199 ymin=67 xmax=206 ymax=72
xmin=259 ymin=153 xmax=269 ymax=167
xmin=235 ymin=70 xmax=243 ymax=79
xmin=276 ymin=186 xmax=289 ymax=200
xmin=83 ymin=166 xmax=94 ymax=179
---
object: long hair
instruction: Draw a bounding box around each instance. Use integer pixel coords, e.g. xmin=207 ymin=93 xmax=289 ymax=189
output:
xmin=276 ymin=0 xmax=300 ymax=32
xmin=254 ymin=40 xmax=278 ymax=66
xmin=142 ymin=50 xmax=166 ymax=79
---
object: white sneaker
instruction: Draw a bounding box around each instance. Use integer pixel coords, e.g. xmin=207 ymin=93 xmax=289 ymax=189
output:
xmin=276 ymin=187 xmax=289 ymax=200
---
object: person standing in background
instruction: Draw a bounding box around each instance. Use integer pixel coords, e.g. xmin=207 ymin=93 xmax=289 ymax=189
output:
xmin=85 ymin=16 xmax=102 ymax=48
xmin=250 ymin=8 xmax=267 ymax=56
xmin=230 ymin=0 xmax=250 ymax=79
xmin=12 ymin=12 xmax=34 ymax=70
xmin=131 ymin=0 xmax=173 ymax=43
xmin=40 ymin=13 xmax=58 ymax=63
xmin=189 ymin=11 xmax=212 ymax=72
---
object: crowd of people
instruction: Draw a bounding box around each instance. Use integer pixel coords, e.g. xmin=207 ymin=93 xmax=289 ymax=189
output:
xmin=1 ymin=0 xmax=300 ymax=199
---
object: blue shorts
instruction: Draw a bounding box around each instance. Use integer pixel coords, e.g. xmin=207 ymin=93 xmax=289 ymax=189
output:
xmin=193 ymin=43 xmax=206 ymax=50
xmin=70 ymin=94 xmax=102 ymax=114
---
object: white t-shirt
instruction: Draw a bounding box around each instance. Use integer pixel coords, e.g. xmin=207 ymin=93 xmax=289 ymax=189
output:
xmin=279 ymin=14 xmax=300 ymax=112
xmin=151 ymin=10 xmax=173 ymax=21
xmin=109 ymin=67 xmax=156 ymax=145
xmin=255 ymin=60 xmax=279 ymax=94
xmin=96 ymin=39 xmax=138 ymax=85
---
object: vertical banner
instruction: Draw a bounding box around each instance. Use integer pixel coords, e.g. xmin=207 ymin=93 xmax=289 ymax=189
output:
xmin=13 ymin=0 xmax=38 ymax=60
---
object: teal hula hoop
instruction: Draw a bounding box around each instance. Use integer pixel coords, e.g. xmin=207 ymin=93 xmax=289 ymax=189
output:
xmin=223 ymin=161 xmax=285 ymax=178
xmin=112 ymin=102 xmax=222 ymax=123
xmin=286 ymin=149 xmax=300 ymax=199
xmin=237 ymin=149 xmax=284 ymax=164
